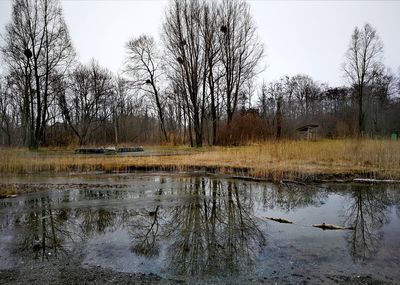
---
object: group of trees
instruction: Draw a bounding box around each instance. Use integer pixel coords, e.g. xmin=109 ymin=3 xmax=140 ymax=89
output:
xmin=126 ymin=0 xmax=264 ymax=146
xmin=0 ymin=0 xmax=399 ymax=148
xmin=258 ymin=69 xmax=399 ymax=138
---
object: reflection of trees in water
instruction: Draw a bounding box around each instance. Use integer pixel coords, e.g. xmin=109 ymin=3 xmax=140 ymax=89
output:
xmin=392 ymin=186 xmax=400 ymax=219
xmin=129 ymin=177 xmax=265 ymax=277
xmin=344 ymin=185 xmax=393 ymax=262
xmin=77 ymin=189 xmax=136 ymax=235
xmin=8 ymin=189 xmax=137 ymax=261
xmin=129 ymin=189 xmax=162 ymax=257
xmin=261 ymin=183 xmax=328 ymax=211
xmin=7 ymin=178 xmax=399 ymax=271
xmin=19 ymin=195 xmax=77 ymax=261
xmin=78 ymin=208 xmax=116 ymax=235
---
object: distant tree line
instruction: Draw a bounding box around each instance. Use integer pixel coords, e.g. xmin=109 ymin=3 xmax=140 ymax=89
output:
xmin=0 ymin=0 xmax=399 ymax=148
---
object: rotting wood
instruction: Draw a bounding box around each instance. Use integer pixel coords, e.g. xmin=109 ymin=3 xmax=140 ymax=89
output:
xmin=353 ymin=178 xmax=400 ymax=184
xmin=0 ymin=194 xmax=18 ymax=199
xmin=117 ymin=147 xmax=144 ymax=153
xmin=312 ymin=223 xmax=354 ymax=230
xmin=264 ymin=217 xmax=293 ymax=224
xmin=75 ymin=146 xmax=144 ymax=154
xmin=231 ymin=176 xmax=267 ymax=182
xmin=75 ymin=148 xmax=105 ymax=154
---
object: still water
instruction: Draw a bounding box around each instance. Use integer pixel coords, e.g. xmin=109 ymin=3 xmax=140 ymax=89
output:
xmin=0 ymin=173 xmax=399 ymax=283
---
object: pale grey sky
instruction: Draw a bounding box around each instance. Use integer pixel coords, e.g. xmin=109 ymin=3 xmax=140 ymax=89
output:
xmin=0 ymin=0 xmax=399 ymax=86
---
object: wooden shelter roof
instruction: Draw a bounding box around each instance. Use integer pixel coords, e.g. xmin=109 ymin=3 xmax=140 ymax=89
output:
xmin=296 ymin=124 xmax=319 ymax=132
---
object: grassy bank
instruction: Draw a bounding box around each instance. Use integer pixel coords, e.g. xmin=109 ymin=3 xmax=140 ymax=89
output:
xmin=1 ymin=139 xmax=399 ymax=182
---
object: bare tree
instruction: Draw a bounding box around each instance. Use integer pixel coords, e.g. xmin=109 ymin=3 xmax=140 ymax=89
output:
xmin=125 ymin=35 xmax=168 ymax=142
xmin=201 ymin=0 xmax=220 ymax=145
xmin=1 ymin=0 xmax=75 ymax=149
xmin=290 ymin=74 xmax=321 ymax=119
xmin=266 ymin=81 xmax=284 ymax=139
xmin=397 ymin=68 xmax=400 ymax=97
xmin=0 ymin=76 xmax=19 ymax=145
xmin=59 ymin=61 xmax=114 ymax=146
xmin=218 ymin=0 xmax=264 ymax=124
xmin=344 ymin=23 xmax=384 ymax=135
xmin=163 ymin=0 xmax=206 ymax=147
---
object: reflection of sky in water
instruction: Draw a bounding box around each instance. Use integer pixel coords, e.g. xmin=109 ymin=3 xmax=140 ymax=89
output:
xmin=0 ymin=174 xmax=399 ymax=283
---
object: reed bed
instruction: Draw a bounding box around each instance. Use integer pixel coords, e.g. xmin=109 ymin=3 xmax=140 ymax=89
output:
xmin=1 ymin=139 xmax=399 ymax=182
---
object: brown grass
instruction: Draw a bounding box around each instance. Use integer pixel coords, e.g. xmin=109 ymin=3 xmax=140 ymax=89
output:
xmin=1 ymin=139 xmax=399 ymax=182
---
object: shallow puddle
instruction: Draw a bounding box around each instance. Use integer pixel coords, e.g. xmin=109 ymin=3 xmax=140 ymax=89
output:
xmin=0 ymin=173 xmax=399 ymax=284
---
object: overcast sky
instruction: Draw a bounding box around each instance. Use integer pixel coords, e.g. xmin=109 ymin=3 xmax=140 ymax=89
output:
xmin=0 ymin=0 xmax=399 ymax=86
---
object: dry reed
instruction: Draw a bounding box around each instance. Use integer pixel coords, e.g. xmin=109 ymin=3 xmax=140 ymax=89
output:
xmin=0 ymin=139 xmax=399 ymax=182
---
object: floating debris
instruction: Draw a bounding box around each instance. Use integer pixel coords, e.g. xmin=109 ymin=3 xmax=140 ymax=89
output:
xmin=265 ymin=217 xmax=293 ymax=224
xmin=220 ymin=25 xmax=228 ymax=33
xmin=280 ymin=179 xmax=306 ymax=186
xmin=0 ymin=194 xmax=18 ymax=199
xmin=32 ymin=240 xmax=41 ymax=251
xmin=354 ymin=178 xmax=400 ymax=184
xmin=312 ymin=223 xmax=354 ymax=230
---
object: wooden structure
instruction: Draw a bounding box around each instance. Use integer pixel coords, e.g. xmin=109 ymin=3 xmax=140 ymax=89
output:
xmin=75 ymin=146 xmax=144 ymax=154
xmin=296 ymin=124 xmax=319 ymax=141
xmin=117 ymin=146 xmax=144 ymax=153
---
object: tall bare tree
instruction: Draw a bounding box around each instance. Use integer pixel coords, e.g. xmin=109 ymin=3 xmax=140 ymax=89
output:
xmin=1 ymin=0 xmax=75 ymax=149
xmin=163 ymin=0 xmax=206 ymax=147
xmin=218 ymin=0 xmax=263 ymax=124
xmin=201 ymin=0 xmax=220 ymax=145
xmin=344 ymin=23 xmax=383 ymax=135
xmin=125 ymin=35 xmax=168 ymax=142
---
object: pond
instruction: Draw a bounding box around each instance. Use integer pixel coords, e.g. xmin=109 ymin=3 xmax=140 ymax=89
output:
xmin=0 ymin=173 xmax=399 ymax=284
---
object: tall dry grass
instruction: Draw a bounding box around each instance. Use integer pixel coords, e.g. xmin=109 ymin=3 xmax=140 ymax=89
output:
xmin=0 ymin=139 xmax=399 ymax=181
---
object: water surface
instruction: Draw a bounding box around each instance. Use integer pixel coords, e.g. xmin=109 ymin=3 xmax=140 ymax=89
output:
xmin=0 ymin=173 xmax=399 ymax=284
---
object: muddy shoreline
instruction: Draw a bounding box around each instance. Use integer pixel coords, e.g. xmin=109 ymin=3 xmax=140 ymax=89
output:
xmin=0 ymin=245 xmax=393 ymax=285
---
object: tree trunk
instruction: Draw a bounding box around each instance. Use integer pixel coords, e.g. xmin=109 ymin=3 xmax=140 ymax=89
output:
xmin=276 ymin=96 xmax=282 ymax=139
xmin=358 ymin=86 xmax=364 ymax=136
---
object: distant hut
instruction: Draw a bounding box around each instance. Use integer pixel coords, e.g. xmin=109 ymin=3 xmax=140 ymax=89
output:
xmin=296 ymin=124 xmax=319 ymax=141
xmin=391 ymin=130 xmax=400 ymax=140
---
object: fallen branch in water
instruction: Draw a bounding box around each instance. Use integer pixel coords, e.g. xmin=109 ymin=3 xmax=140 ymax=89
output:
xmin=312 ymin=223 xmax=354 ymax=230
xmin=353 ymin=178 xmax=400 ymax=184
xmin=280 ymin=179 xmax=306 ymax=186
xmin=264 ymin=217 xmax=293 ymax=224
xmin=0 ymin=194 xmax=17 ymax=199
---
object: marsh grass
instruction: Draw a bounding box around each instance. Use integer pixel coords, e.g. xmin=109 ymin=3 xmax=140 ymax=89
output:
xmin=1 ymin=139 xmax=399 ymax=182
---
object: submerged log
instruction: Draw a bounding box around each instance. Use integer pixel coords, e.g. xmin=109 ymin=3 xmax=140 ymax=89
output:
xmin=353 ymin=178 xmax=400 ymax=184
xmin=265 ymin=217 xmax=293 ymax=224
xmin=312 ymin=223 xmax=354 ymax=230
xmin=0 ymin=194 xmax=18 ymax=199
xmin=280 ymin=179 xmax=306 ymax=186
